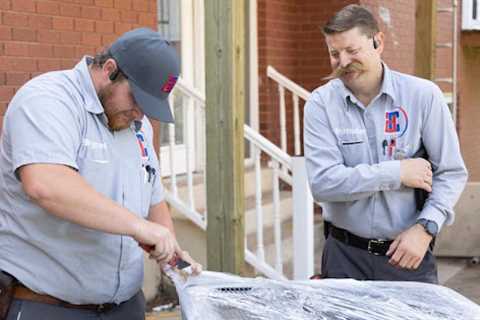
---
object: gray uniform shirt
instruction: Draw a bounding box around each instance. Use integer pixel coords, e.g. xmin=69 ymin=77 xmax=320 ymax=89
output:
xmin=304 ymin=64 xmax=468 ymax=240
xmin=0 ymin=57 xmax=165 ymax=304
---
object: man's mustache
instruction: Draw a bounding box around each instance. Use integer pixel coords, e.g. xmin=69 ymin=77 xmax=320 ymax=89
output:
xmin=322 ymin=62 xmax=365 ymax=81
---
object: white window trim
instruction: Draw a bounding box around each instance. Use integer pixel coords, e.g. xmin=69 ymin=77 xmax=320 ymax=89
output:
xmin=462 ymin=0 xmax=480 ymax=30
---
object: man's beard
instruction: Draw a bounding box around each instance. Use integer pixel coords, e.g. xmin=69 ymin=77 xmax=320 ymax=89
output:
xmin=322 ymin=62 xmax=365 ymax=81
xmin=98 ymin=85 xmax=129 ymax=131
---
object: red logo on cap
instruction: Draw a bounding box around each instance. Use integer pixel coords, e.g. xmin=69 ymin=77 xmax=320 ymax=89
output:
xmin=161 ymin=74 xmax=178 ymax=93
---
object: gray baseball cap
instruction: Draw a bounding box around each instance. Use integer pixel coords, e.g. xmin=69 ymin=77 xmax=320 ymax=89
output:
xmin=109 ymin=28 xmax=180 ymax=123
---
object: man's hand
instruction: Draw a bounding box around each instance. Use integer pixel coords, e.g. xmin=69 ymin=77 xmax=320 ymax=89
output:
xmin=386 ymin=224 xmax=433 ymax=269
xmin=175 ymin=249 xmax=203 ymax=275
xmin=133 ymin=219 xmax=177 ymax=265
xmin=400 ymin=158 xmax=433 ymax=192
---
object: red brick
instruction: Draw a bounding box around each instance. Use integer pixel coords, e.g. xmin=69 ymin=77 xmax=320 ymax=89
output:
xmin=95 ymin=0 xmax=114 ymax=7
xmin=53 ymin=17 xmax=74 ymax=31
xmin=82 ymin=33 xmax=102 ymax=46
xmin=28 ymin=15 xmax=53 ymax=30
xmin=11 ymin=0 xmax=35 ymax=12
xmin=0 ymin=73 xmax=5 ymax=85
xmin=75 ymin=19 xmax=95 ymax=32
xmin=53 ymin=45 xmax=76 ymax=58
xmin=114 ymin=22 xmax=132 ymax=34
xmin=0 ymin=57 xmax=37 ymax=72
xmin=60 ymin=4 xmax=82 ymax=17
xmin=0 ymin=0 xmax=11 ymax=10
xmin=37 ymin=59 xmax=62 ymax=72
xmin=36 ymin=1 xmax=60 ymax=15
xmin=101 ymin=34 xmax=117 ymax=46
xmin=60 ymin=59 xmax=77 ymax=69
xmin=6 ymin=72 xmax=30 ymax=85
xmin=12 ymin=28 xmax=36 ymax=42
xmin=76 ymin=46 xmax=96 ymax=57
xmin=4 ymin=42 xmax=29 ymax=56
xmin=30 ymin=72 xmax=43 ymax=78
xmin=2 ymin=12 xmax=29 ymax=28
xmin=95 ymin=20 xmax=114 ymax=34
xmin=81 ymin=6 xmax=102 ymax=20
xmin=37 ymin=30 xmax=61 ymax=44
xmin=28 ymin=44 xmax=54 ymax=57
xmin=0 ymin=115 xmax=4 ymax=131
xmin=133 ymin=0 xmax=149 ymax=12
xmin=138 ymin=13 xmax=155 ymax=26
xmin=120 ymin=10 xmax=137 ymax=23
xmin=0 ymin=26 xmax=11 ymax=40
xmin=102 ymin=8 xmax=120 ymax=21
xmin=114 ymin=0 xmax=131 ymax=10
xmin=76 ymin=0 xmax=94 ymax=4
xmin=60 ymin=31 xmax=82 ymax=45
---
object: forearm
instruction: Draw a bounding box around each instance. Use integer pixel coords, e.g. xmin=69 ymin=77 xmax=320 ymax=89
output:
xmin=307 ymin=160 xmax=401 ymax=202
xmin=19 ymin=163 xmax=143 ymax=238
xmin=148 ymin=201 xmax=175 ymax=237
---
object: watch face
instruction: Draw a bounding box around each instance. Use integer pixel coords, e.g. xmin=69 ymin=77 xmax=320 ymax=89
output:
xmin=426 ymin=221 xmax=438 ymax=236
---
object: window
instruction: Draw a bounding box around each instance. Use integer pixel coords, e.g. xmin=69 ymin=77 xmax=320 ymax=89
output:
xmin=462 ymin=0 xmax=480 ymax=30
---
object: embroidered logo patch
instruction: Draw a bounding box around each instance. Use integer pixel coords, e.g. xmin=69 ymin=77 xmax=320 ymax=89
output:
xmin=384 ymin=107 xmax=408 ymax=137
xmin=161 ymin=74 xmax=178 ymax=93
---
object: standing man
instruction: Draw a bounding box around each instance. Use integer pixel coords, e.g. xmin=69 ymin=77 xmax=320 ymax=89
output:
xmin=0 ymin=28 xmax=200 ymax=320
xmin=304 ymin=5 xmax=467 ymax=283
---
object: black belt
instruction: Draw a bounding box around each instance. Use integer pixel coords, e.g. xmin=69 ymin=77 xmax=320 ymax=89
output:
xmin=325 ymin=221 xmax=393 ymax=256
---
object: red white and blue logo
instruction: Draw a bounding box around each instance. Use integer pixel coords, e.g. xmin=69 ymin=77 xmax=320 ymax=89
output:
xmin=136 ymin=131 xmax=149 ymax=161
xmin=384 ymin=107 xmax=408 ymax=137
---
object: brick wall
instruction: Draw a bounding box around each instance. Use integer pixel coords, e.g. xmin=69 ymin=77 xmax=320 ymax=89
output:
xmin=258 ymin=0 xmax=354 ymax=154
xmin=0 ymin=0 xmax=161 ymax=149
xmin=360 ymin=0 xmax=415 ymax=74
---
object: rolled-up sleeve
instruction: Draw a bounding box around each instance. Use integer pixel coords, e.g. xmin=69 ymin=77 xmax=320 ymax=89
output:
xmin=303 ymin=91 xmax=401 ymax=203
xmin=419 ymin=85 xmax=468 ymax=230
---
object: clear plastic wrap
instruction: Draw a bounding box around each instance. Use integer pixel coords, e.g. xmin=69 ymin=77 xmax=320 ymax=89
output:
xmin=166 ymin=270 xmax=480 ymax=320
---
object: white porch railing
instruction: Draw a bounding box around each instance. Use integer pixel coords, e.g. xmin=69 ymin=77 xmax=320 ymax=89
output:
xmin=161 ymin=76 xmax=315 ymax=280
xmin=266 ymin=66 xmax=311 ymax=156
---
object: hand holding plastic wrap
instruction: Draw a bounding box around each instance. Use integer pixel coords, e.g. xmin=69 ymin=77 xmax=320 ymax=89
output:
xmin=166 ymin=270 xmax=480 ymax=320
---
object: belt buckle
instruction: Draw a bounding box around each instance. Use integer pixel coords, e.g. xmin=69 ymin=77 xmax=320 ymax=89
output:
xmin=367 ymin=239 xmax=386 ymax=256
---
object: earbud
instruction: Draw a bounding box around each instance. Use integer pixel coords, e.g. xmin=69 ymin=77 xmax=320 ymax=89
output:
xmin=373 ymin=38 xmax=379 ymax=49
xmin=109 ymin=69 xmax=119 ymax=81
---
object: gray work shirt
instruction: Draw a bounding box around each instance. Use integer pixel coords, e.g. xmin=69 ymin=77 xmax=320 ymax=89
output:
xmin=304 ymin=64 xmax=468 ymax=240
xmin=0 ymin=57 xmax=165 ymax=304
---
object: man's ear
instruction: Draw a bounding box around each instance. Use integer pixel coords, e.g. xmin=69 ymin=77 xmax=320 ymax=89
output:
xmin=103 ymin=59 xmax=118 ymax=81
xmin=374 ymin=32 xmax=385 ymax=53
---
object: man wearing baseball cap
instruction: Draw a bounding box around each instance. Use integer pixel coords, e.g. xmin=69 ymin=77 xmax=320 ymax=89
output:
xmin=0 ymin=28 xmax=201 ymax=320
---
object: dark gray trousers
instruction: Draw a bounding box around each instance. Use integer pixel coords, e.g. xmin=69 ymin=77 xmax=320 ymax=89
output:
xmin=322 ymin=235 xmax=438 ymax=283
xmin=6 ymin=291 xmax=145 ymax=320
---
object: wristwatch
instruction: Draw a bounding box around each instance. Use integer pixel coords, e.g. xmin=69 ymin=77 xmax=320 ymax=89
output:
xmin=417 ymin=218 xmax=438 ymax=237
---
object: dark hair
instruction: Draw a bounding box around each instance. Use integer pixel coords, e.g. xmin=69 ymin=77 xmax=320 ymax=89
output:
xmin=323 ymin=4 xmax=379 ymax=38
xmin=91 ymin=47 xmax=127 ymax=82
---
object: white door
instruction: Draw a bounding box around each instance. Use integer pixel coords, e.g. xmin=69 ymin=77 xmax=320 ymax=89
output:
xmin=157 ymin=0 xmax=203 ymax=177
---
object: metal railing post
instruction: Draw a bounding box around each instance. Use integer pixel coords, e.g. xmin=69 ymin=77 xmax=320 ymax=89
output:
xmin=292 ymin=156 xmax=314 ymax=280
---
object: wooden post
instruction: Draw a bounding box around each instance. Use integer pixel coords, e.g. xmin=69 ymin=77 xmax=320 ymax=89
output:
xmin=205 ymin=0 xmax=246 ymax=274
xmin=415 ymin=0 xmax=436 ymax=80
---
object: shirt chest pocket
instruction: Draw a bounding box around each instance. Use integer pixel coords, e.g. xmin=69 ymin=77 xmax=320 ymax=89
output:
xmin=77 ymin=141 xmax=113 ymax=194
xmin=338 ymin=134 xmax=369 ymax=167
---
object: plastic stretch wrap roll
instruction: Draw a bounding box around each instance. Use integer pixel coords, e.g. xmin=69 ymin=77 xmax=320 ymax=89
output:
xmin=166 ymin=270 xmax=480 ymax=320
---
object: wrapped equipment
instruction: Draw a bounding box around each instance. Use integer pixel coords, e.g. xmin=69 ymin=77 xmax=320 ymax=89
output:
xmin=167 ymin=270 xmax=480 ymax=320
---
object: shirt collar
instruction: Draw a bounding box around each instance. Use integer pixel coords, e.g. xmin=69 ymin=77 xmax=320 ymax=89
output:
xmin=74 ymin=56 xmax=104 ymax=115
xmin=333 ymin=62 xmax=398 ymax=108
